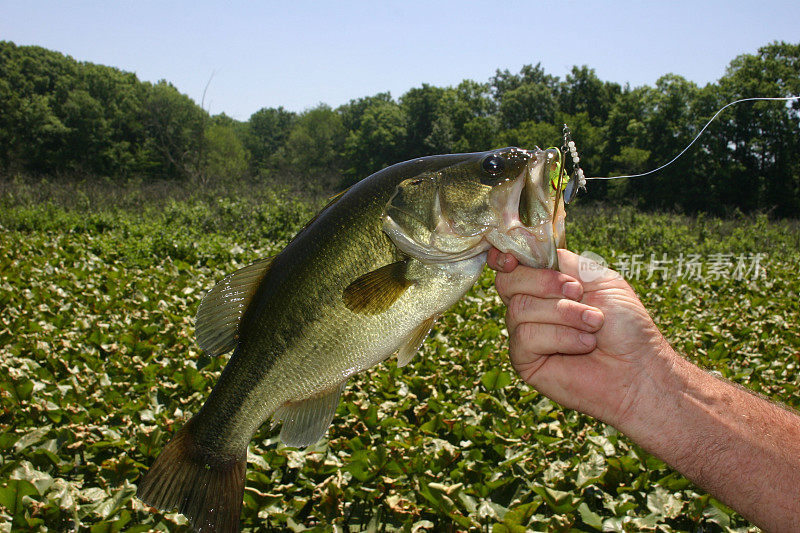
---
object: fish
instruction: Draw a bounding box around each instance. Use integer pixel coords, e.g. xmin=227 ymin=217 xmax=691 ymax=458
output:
xmin=136 ymin=146 xmax=567 ymax=531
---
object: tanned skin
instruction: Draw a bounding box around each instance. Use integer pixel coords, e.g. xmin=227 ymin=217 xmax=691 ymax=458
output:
xmin=487 ymin=248 xmax=800 ymax=532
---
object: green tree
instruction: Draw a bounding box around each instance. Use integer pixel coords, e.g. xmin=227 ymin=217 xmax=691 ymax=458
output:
xmin=341 ymin=97 xmax=406 ymax=182
xmin=635 ymin=75 xmax=701 ymax=210
xmin=140 ymin=80 xmax=206 ymax=180
xmin=338 ymin=92 xmax=395 ymax=132
xmin=400 ymin=84 xmax=448 ymax=157
xmin=714 ymin=41 xmax=800 ymax=215
xmin=490 ymin=63 xmax=558 ymax=101
xmin=280 ymin=104 xmax=345 ymax=189
xmin=558 ymin=66 xmax=620 ymax=126
xmin=202 ymin=114 xmax=249 ymax=183
xmin=0 ymin=41 xmax=209 ymax=180
xmin=246 ymin=106 xmax=296 ymax=171
xmin=498 ymin=120 xmax=561 ymax=151
xmin=449 ymin=80 xmax=498 ymax=151
xmin=498 ymin=82 xmax=557 ymax=130
xmin=2 ymin=39 xmax=798 ymax=209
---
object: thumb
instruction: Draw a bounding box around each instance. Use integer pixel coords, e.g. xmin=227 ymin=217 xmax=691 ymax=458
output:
xmin=556 ymin=249 xmax=621 ymax=290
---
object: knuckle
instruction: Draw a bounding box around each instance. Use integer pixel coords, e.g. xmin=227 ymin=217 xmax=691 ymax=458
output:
xmin=507 ymin=293 xmax=532 ymax=319
xmin=544 ymin=271 xmax=575 ymax=298
xmin=531 ymin=272 xmax=558 ymax=296
xmin=510 ymin=326 xmax=539 ymax=358
xmin=555 ymin=325 xmax=581 ymax=349
xmin=515 ymin=322 xmax=539 ymax=345
xmin=554 ymin=325 xmax=570 ymax=345
xmin=555 ymin=299 xmax=574 ymax=323
xmin=494 ymin=273 xmax=510 ymax=297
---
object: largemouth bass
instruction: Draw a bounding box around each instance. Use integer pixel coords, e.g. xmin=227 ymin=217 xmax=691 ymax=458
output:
xmin=136 ymin=146 xmax=567 ymax=531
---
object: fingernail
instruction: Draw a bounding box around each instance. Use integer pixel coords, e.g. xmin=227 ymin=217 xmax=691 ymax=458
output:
xmin=582 ymin=309 xmax=603 ymax=329
xmin=579 ymin=333 xmax=596 ymax=347
xmin=562 ymin=281 xmax=582 ymax=300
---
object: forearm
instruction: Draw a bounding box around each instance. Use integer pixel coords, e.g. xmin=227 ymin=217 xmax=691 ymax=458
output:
xmin=617 ymin=345 xmax=800 ymax=531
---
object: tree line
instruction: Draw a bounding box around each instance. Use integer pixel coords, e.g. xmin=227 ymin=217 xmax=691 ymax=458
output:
xmin=1 ymin=40 xmax=798 ymax=214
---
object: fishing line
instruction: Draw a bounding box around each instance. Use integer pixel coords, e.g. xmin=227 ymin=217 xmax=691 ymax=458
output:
xmin=586 ymin=95 xmax=800 ymax=181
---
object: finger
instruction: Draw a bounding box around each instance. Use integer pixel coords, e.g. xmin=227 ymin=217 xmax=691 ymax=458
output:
xmin=556 ymin=249 xmax=623 ymax=290
xmin=510 ymin=322 xmax=597 ymax=357
xmin=487 ymin=248 xmax=519 ymax=273
xmin=506 ymin=294 xmax=604 ymax=333
xmin=495 ymin=265 xmax=583 ymax=305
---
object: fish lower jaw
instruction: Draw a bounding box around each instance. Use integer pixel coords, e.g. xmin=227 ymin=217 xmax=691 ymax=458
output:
xmin=485 ymin=222 xmax=557 ymax=269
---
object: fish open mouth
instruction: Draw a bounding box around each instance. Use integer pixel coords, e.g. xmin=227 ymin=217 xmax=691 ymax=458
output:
xmin=381 ymin=147 xmax=566 ymax=269
xmin=486 ymin=148 xmax=565 ymax=269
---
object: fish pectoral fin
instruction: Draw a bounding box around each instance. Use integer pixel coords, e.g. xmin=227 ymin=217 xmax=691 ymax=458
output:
xmin=272 ymin=382 xmax=347 ymax=448
xmin=195 ymin=256 xmax=274 ymax=356
xmin=397 ymin=315 xmax=437 ymax=368
xmin=342 ymin=260 xmax=413 ymax=315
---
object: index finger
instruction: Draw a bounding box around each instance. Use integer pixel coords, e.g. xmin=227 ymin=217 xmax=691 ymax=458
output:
xmin=487 ymin=248 xmax=519 ymax=273
xmin=494 ymin=265 xmax=583 ymax=306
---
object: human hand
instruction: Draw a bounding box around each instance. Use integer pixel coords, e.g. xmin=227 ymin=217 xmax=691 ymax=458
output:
xmin=488 ymin=248 xmax=675 ymax=428
xmin=490 ymin=249 xmax=800 ymax=532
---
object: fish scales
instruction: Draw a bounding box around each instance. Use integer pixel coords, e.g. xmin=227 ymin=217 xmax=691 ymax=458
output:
xmin=191 ymin=154 xmax=476 ymax=454
xmin=136 ymin=147 xmax=566 ymax=532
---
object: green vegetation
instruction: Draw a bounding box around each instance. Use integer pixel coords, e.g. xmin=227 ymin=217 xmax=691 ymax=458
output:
xmin=2 ymin=35 xmax=799 ymax=531
xmin=2 ymin=40 xmax=799 ymax=213
xmin=2 ymin=181 xmax=798 ymax=531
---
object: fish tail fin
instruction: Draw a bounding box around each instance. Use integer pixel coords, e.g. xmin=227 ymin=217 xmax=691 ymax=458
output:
xmin=136 ymin=419 xmax=246 ymax=532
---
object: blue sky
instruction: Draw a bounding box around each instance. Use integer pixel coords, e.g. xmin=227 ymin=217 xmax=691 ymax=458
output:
xmin=2 ymin=1 xmax=798 ymax=120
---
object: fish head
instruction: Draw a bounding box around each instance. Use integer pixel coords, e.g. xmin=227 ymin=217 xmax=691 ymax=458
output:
xmin=382 ymin=147 xmax=566 ymax=268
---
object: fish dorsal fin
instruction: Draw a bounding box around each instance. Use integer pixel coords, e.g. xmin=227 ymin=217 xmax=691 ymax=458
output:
xmin=342 ymin=260 xmax=412 ymax=315
xmin=397 ymin=315 xmax=437 ymax=367
xmin=290 ymin=187 xmax=351 ymax=242
xmin=195 ymin=256 xmax=274 ymax=356
xmin=273 ymin=381 xmax=347 ymax=448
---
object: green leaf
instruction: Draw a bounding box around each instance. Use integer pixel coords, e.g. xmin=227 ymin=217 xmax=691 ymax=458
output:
xmin=646 ymin=486 xmax=683 ymax=518
xmin=0 ymin=379 xmax=34 ymax=404
xmin=576 ymin=450 xmax=606 ymax=487
xmin=14 ymin=426 xmax=51 ymax=453
xmin=481 ymin=368 xmax=512 ymax=391
xmin=501 ymin=500 xmax=540 ymax=526
xmin=587 ymin=434 xmax=616 ymax=456
xmin=703 ymin=499 xmax=733 ymax=527
xmin=0 ymin=479 xmax=38 ymax=521
xmin=532 ymin=485 xmax=580 ymax=514
xmin=578 ymin=502 xmax=603 ymax=530
xmin=11 ymin=461 xmax=53 ymax=495
xmin=92 ymin=484 xmax=136 ymax=519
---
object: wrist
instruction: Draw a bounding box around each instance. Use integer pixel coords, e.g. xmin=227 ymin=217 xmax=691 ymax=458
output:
xmin=603 ymin=342 xmax=800 ymax=531
xmin=608 ymin=336 xmax=688 ymax=442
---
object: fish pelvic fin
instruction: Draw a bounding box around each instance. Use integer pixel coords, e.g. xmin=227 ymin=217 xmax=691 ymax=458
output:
xmin=342 ymin=260 xmax=412 ymax=315
xmin=272 ymin=381 xmax=347 ymax=448
xmin=196 ymin=256 xmax=274 ymax=357
xmin=136 ymin=418 xmax=246 ymax=532
xmin=397 ymin=315 xmax=437 ymax=368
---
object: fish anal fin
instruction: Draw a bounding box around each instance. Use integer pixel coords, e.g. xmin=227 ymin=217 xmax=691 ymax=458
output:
xmin=342 ymin=261 xmax=412 ymax=315
xmin=136 ymin=418 xmax=246 ymax=532
xmin=397 ymin=315 xmax=437 ymax=368
xmin=195 ymin=256 xmax=274 ymax=357
xmin=273 ymin=382 xmax=346 ymax=448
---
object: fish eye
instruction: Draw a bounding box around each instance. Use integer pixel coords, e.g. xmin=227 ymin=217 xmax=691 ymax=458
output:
xmin=481 ymin=155 xmax=505 ymax=176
